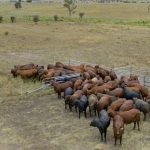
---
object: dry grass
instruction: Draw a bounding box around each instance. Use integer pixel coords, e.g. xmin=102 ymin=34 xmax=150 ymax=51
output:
xmin=0 ymin=3 xmax=150 ymax=150
xmin=0 ymin=3 xmax=149 ymax=20
xmin=0 ymin=22 xmax=150 ymax=69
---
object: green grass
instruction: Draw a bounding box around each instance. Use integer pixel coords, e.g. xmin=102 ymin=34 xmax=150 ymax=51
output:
xmin=1 ymin=15 xmax=150 ymax=27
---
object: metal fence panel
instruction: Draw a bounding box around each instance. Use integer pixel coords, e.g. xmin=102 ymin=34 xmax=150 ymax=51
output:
xmin=65 ymin=60 xmax=150 ymax=88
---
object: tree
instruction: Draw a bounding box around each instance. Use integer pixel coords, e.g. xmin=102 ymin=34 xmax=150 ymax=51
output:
xmin=64 ymin=0 xmax=77 ymax=17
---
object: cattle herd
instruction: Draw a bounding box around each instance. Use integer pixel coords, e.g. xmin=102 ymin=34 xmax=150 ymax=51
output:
xmin=11 ymin=62 xmax=150 ymax=145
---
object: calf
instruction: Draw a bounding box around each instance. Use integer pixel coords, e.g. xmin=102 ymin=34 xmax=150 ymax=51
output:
xmin=113 ymin=115 xmax=124 ymax=145
xmin=90 ymin=110 xmax=110 ymax=142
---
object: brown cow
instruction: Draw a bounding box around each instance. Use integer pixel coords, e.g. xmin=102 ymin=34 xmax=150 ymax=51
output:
xmin=109 ymin=69 xmax=117 ymax=80
xmin=14 ymin=63 xmax=35 ymax=70
xmin=53 ymin=81 xmax=73 ymax=99
xmin=110 ymin=98 xmax=126 ymax=111
xmin=15 ymin=68 xmax=37 ymax=79
xmin=68 ymin=90 xmax=83 ymax=111
xmin=104 ymin=88 xmax=124 ymax=98
xmin=74 ymin=79 xmax=83 ymax=91
xmin=108 ymin=108 xmax=141 ymax=130
xmin=113 ymin=115 xmax=124 ymax=145
xmin=87 ymin=85 xmax=107 ymax=95
xmin=104 ymin=76 xmax=111 ymax=83
xmin=47 ymin=64 xmax=55 ymax=69
xmin=96 ymin=95 xmax=110 ymax=116
xmin=119 ymin=100 xmax=134 ymax=111
xmin=82 ymin=82 xmax=94 ymax=95
xmin=88 ymin=94 xmax=98 ymax=117
xmin=41 ymin=69 xmax=55 ymax=80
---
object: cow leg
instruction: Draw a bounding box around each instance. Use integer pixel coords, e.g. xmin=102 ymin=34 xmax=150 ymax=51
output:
xmin=89 ymin=107 xmax=92 ymax=117
xmin=65 ymin=100 xmax=68 ymax=109
xmin=137 ymin=121 xmax=140 ymax=131
xmin=133 ymin=122 xmax=136 ymax=130
xmin=97 ymin=110 xmax=99 ymax=117
xmin=58 ymin=93 xmax=60 ymax=99
xmin=104 ymin=130 xmax=107 ymax=143
xmin=114 ymin=137 xmax=117 ymax=145
xmin=59 ymin=92 xmax=61 ymax=99
xmin=94 ymin=109 xmax=97 ymax=117
xmin=84 ymin=110 xmax=87 ymax=118
xmin=120 ymin=136 xmax=122 ymax=145
xmin=75 ymin=106 xmax=78 ymax=113
xmin=65 ymin=103 xmax=67 ymax=109
xmin=143 ymin=112 xmax=146 ymax=121
xmin=69 ymin=104 xmax=72 ymax=112
xmin=63 ymin=93 xmax=65 ymax=99
xmin=99 ymin=129 xmax=103 ymax=141
xmin=79 ymin=110 xmax=81 ymax=119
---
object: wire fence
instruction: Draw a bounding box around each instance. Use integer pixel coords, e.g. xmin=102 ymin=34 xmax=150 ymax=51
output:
xmin=65 ymin=60 xmax=150 ymax=88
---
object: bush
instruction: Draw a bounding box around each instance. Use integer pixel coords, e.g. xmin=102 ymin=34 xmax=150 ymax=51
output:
xmin=79 ymin=12 xmax=85 ymax=21
xmin=54 ymin=15 xmax=58 ymax=21
xmin=10 ymin=16 xmax=16 ymax=23
xmin=0 ymin=16 xmax=3 ymax=23
xmin=14 ymin=2 xmax=22 ymax=9
xmin=33 ymin=15 xmax=39 ymax=24
xmin=4 ymin=31 xmax=9 ymax=36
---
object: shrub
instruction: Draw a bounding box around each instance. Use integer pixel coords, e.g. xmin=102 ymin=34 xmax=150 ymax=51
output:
xmin=10 ymin=16 xmax=16 ymax=23
xmin=54 ymin=15 xmax=58 ymax=21
xmin=4 ymin=31 xmax=9 ymax=36
xmin=79 ymin=12 xmax=85 ymax=21
xmin=0 ymin=16 xmax=3 ymax=23
xmin=33 ymin=15 xmax=39 ymax=24
xmin=14 ymin=2 xmax=22 ymax=9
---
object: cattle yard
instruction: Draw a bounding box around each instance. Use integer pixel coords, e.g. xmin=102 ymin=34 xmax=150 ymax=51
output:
xmin=0 ymin=2 xmax=150 ymax=150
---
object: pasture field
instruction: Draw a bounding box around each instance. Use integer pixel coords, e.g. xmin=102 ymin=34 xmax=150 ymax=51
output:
xmin=0 ymin=2 xmax=150 ymax=150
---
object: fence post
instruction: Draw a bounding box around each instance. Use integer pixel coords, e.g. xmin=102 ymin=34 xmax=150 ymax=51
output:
xmin=69 ymin=59 xmax=70 ymax=65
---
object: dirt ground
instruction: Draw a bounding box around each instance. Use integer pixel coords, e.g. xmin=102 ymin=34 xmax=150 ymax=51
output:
xmin=0 ymin=92 xmax=149 ymax=150
xmin=0 ymin=3 xmax=150 ymax=150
